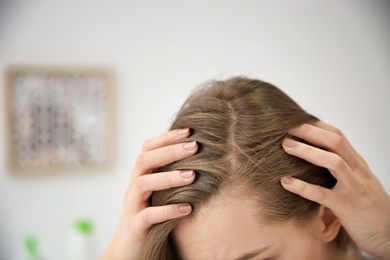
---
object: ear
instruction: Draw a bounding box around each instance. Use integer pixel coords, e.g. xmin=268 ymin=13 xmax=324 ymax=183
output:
xmin=314 ymin=205 xmax=342 ymax=243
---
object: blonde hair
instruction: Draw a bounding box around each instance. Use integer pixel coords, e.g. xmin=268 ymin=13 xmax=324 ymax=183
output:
xmin=139 ymin=77 xmax=355 ymax=259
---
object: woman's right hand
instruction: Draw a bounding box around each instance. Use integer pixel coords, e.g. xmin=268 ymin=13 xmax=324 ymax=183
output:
xmin=100 ymin=128 xmax=197 ymax=260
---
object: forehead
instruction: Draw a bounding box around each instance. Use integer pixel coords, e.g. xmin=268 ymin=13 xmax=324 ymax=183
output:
xmin=172 ymin=192 xmax=283 ymax=260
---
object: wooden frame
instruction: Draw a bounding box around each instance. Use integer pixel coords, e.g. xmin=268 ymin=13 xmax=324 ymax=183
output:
xmin=4 ymin=66 xmax=116 ymax=176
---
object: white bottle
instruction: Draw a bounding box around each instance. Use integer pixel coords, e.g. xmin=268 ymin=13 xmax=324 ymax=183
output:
xmin=66 ymin=219 xmax=95 ymax=260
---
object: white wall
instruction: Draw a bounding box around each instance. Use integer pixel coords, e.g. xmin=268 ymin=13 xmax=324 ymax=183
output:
xmin=0 ymin=1 xmax=389 ymax=259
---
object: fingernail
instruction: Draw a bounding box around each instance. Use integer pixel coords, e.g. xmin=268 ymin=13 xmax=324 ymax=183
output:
xmin=178 ymin=128 xmax=190 ymax=135
xmin=180 ymin=170 xmax=194 ymax=178
xmin=178 ymin=204 xmax=192 ymax=214
xmin=283 ymin=138 xmax=297 ymax=151
xmin=183 ymin=141 xmax=196 ymax=150
xmin=281 ymin=176 xmax=293 ymax=184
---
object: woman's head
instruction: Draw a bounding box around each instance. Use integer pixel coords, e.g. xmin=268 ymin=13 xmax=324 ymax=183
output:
xmin=140 ymin=77 xmax=355 ymax=259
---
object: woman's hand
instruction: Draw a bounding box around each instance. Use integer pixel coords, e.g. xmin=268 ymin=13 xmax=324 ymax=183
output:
xmin=280 ymin=121 xmax=390 ymax=259
xmin=100 ymin=128 xmax=197 ymax=260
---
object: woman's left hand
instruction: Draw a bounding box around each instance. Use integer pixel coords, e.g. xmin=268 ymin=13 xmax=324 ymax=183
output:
xmin=280 ymin=121 xmax=390 ymax=259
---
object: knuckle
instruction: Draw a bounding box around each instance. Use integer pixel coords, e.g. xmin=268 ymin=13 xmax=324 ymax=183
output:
xmin=302 ymin=123 xmax=312 ymax=134
xmin=296 ymin=180 xmax=307 ymax=193
xmin=160 ymin=206 xmax=170 ymax=220
xmin=329 ymin=134 xmax=345 ymax=150
xmin=294 ymin=181 xmax=328 ymax=205
xmin=360 ymin=156 xmax=369 ymax=167
xmin=299 ymin=144 xmax=311 ymax=157
xmin=141 ymin=139 xmax=152 ymax=152
xmin=160 ymin=131 xmax=177 ymax=148
xmin=139 ymin=209 xmax=151 ymax=226
xmin=330 ymin=155 xmax=344 ymax=171
xmin=163 ymin=131 xmax=173 ymax=143
xmin=135 ymin=154 xmax=147 ymax=169
xmin=316 ymin=188 xmax=327 ymax=203
xmin=124 ymin=185 xmax=135 ymax=201
xmin=134 ymin=176 xmax=147 ymax=192
xmin=164 ymin=172 xmax=174 ymax=187
xmin=168 ymin=143 xmax=178 ymax=158
xmin=334 ymin=127 xmax=343 ymax=136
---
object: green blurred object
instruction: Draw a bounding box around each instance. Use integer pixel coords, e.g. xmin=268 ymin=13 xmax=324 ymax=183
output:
xmin=24 ymin=234 xmax=39 ymax=260
xmin=74 ymin=219 xmax=93 ymax=235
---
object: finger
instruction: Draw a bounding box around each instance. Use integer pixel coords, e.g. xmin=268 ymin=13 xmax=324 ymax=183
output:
xmin=135 ymin=203 xmax=192 ymax=232
xmin=312 ymin=121 xmax=369 ymax=168
xmin=135 ymin=141 xmax=198 ymax=175
xmin=141 ymin=128 xmax=190 ymax=152
xmin=132 ymin=170 xmax=195 ymax=203
xmin=310 ymin=120 xmax=343 ymax=135
xmin=280 ymin=177 xmax=335 ymax=209
xmin=280 ymin=177 xmax=358 ymax=233
xmin=283 ymin=138 xmax=354 ymax=183
xmin=289 ymin=123 xmax=360 ymax=169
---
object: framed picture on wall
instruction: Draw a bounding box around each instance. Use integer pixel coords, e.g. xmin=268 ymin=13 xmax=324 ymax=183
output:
xmin=3 ymin=66 xmax=116 ymax=175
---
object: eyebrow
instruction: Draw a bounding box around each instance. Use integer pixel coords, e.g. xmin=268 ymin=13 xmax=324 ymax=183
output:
xmin=232 ymin=246 xmax=270 ymax=260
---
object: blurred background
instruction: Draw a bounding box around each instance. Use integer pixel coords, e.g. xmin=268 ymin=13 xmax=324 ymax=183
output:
xmin=0 ymin=1 xmax=389 ymax=259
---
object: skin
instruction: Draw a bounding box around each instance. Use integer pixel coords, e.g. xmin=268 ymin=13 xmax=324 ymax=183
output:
xmin=173 ymin=188 xmax=351 ymax=260
xmin=100 ymin=128 xmax=198 ymax=260
xmin=281 ymin=121 xmax=390 ymax=260
xmin=100 ymin=121 xmax=390 ymax=260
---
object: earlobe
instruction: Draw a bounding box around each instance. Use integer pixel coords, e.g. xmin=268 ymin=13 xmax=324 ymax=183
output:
xmin=317 ymin=205 xmax=342 ymax=243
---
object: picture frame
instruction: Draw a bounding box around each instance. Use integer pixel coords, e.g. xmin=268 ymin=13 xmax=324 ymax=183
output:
xmin=3 ymin=65 xmax=116 ymax=176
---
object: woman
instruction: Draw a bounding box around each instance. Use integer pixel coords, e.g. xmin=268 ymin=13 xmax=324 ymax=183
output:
xmin=101 ymin=77 xmax=390 ymax=260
